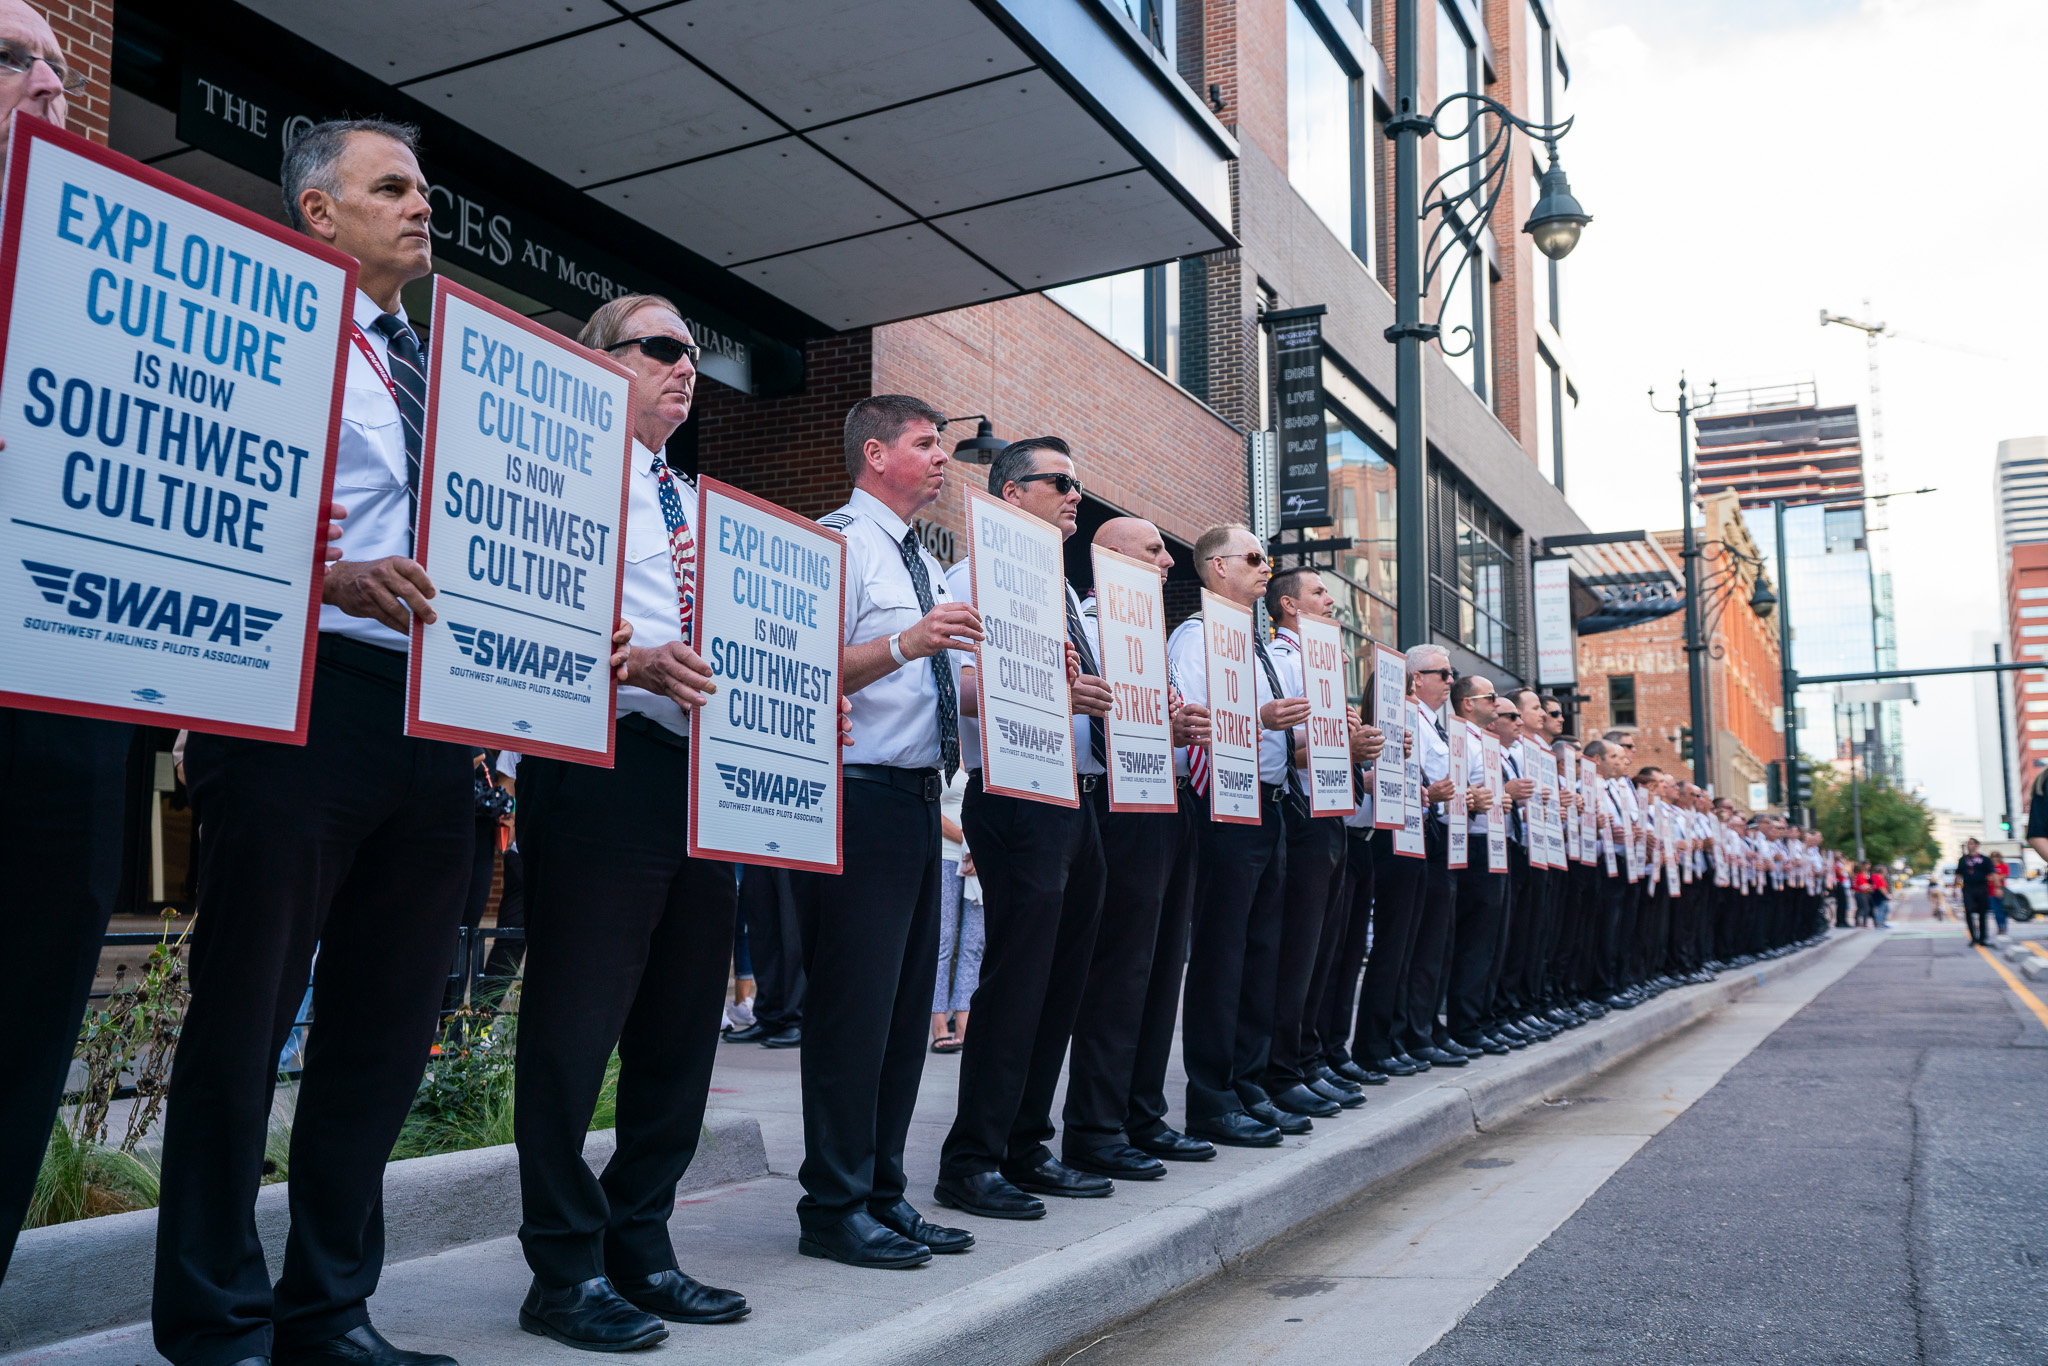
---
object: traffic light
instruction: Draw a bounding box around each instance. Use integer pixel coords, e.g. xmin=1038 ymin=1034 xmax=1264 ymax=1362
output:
xmin=1766 ymin=760 xmax=1783 ymax=806
xmin=1679 ymin=726 xmax=1694 ymax=763
xmin=1794 ymin=759 xmax=1813 ymax=806
xmin=2000 ymin=816 xmax=2013 ymax=836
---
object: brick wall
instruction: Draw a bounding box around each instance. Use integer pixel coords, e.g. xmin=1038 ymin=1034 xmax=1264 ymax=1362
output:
xmin=36 ymin=0 xmax=110 ymax=145
xmin=693 ymin=332 xmax=873 ymax=522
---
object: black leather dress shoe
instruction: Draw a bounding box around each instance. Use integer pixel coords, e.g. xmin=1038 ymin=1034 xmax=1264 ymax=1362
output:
xmin=1411 ymin=1046 xmax=1468 ymax=1068
xmin=1436 ymin=1038 xmax=1479 ymax=1058
xmin=1307 ymin=1077 xmax=1365 ymax=1109
xmin=1369 ymin=1055 xmax=1419 ymax=1077
xmin=1395 ymin=1052 xmax=1432 ymax=1072
xmin=1248 ymin=1100 xmax=1312 ymax=1134
xmin=615 ymin=1269 xmax=748 ymax=1324
xmin=761 ymin=1025 xmax=802 ymax=1048
xmin=799 ymin=1210 xmax=933 ymax=1266
xmin=1315 ymin=1065 xmax=1363 ymax=1092
xmin=721 ymin=1022 xmax=767 ymax=1044
xmin=1129 ymin=1125 xmax=1217 ymax=1160
xmin=933 ymin=1170 xmax=1046 ymax=1219
xmin=1001 ymin=1156 xmax=1113 ymax=1198
xmin=1064 ymin=1144 xmax=1167 ymax=1180
xmin=1460 ymin=1035 xmax=1510 ymax=1055
xmin=280 ymin=1323 xmax=461 ymax=1365
xmin=1330 ymin=1059 xmax=1389 ymax=1086
xmin=872 ymin=1198 xmax=975 ymax=1253
xmin=1186 ymin=1110 xmax=1282 ymax=1147
xmin=1269 ymin=1083 xmax=1341 ymax=1117
xmin=518 ymin=1280 xmax=664 ymax=1353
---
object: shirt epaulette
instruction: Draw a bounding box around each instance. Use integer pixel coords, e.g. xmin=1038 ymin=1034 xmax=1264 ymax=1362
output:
xmin=818 ymin=510 xmax=855 ymax=531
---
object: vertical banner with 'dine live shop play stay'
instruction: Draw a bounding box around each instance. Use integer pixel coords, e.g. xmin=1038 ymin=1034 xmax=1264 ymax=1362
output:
xmin=408 ymin=276 xmax=631 ymax=764
xmin=688 ymin=477 xmax=845 ymax=873
xmin=1271 ymin=304 xmax=1330 ymax=529
xmin=1091 ymin=544 xmax=1176 ymax=813
xmin=1299 ymin=612 xmax=1352 ymax=816
xmin=0 ymin=116 xmax=353 ymax=742
xmin=965 ymin=488 xmax=1076 ymax=807
xmin=1201 ymin=588 xmax=1261 ymax=825
xmin=1372 ymin=643 xmax=1407 ymax=830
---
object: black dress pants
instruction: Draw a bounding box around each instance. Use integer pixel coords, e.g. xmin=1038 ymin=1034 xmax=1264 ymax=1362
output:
xmin=1125 ymin=785 xmax=1202 ymax=1139
xmin=513 ymin=729 xmax=736 ymax=1287
xmin=1182 ymin=795 xmax=1286 ymax=1121
xmin=1964 ymin=888 xmax=1989 ymax=943
xmin=1487 ymin=842 xmax=1530 ymax=1026
xmin=740 ymin=864 xmax=805 ymax=1032
xmin=1448 ymin=861 xmax=1509 ymax=1044
xmin=1595 ymin=867 xmax=1629 ymax=993
xmin=1357 ymin=829 xmax=1425 ymax=1063
xmin=1261 ymin=806 xmax=1346 ymax=1094
xmin=155 ymin=642 xmax=473 ymax=1366
xmin=789 ymin=770 xmax=940 ymax=1231
xmin=942 ymin=775 xmax=1105 ymax=1178
xmin=0 ymin=708 xmax=133 ymax=1286
xmin=1064 ymin=786 xmax=1189 ymax=1155
xmin=1315 ymin=830 xmax=1375 ymax=1069
xmin=1396 ymin=830 xmax=1455 ymax=1057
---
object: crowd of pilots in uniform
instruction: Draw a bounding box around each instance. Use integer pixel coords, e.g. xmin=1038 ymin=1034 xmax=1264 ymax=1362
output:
xmin=0 ymin=69 xmax=1835 ymax=1366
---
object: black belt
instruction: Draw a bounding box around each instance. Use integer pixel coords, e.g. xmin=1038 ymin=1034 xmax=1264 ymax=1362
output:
xmin=845 ymin=763 xmax=943 ymax=801
xmin=1079 ymin=773 xmax=1100 ymax=793
xmin=619 ymin=712 xmax=690 ymax=752
xmin=1261 ymin=781 xmax=1287 ymax=804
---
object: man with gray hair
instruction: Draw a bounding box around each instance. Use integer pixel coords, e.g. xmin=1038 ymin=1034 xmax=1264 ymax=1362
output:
xmin=152 ymin=119 xmax=620 ymax=1366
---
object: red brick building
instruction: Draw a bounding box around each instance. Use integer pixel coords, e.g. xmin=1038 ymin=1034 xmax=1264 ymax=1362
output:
xmin=1576 ymin=493 xmax=1783 ymax=810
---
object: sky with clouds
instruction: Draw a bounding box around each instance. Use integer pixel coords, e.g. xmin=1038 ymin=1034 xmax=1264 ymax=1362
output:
xmin=1546 ymin=0 xmax=2048 ymax=817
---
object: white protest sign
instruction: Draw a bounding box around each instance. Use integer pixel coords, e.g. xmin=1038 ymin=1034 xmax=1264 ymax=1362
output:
xmin=965 ymin=488 xmax=1075 ymax=806
xmin=686 ymin=478 xmax=844 ymax=872
xmin=1447 ymin=719 xmax=1468 ymax=869
xmin=1091 ymin=544 xmax=1175 ymax=813
xmin=1483 ymin=732 xmax=1508 ymax=872
xmin=1372 ymin=643 xmax=1406 ymax=830
xmin=0 ymin=116 xmax=352 ymax=741
xmin=1201 ymin=588 xmax=1261 ymax=824
xmin=408 ymin=277 xmax=630 ymax=761
xmin=1300 ymin=613 xmax=1352 ymax=816
xmin=1395 ymin=739 xmax=1425 ymax=857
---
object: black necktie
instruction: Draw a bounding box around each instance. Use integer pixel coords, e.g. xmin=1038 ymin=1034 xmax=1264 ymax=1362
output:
xmin=898 ymin=529 xmax=958 ymax=780
xmin=369 ymin=312 xmax=426 ymax=533
xmin=1064 ymin=587 xmax=1108 ymax=770
xmin=1253 ymin=635 xmax=1306 ymax=806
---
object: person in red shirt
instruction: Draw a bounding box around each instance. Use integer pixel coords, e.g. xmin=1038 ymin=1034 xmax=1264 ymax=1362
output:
xmin=1868 ymin=868 xmax=1891 ymax=929
xmin=1851 ymin=865 xmax=1873 ymax=927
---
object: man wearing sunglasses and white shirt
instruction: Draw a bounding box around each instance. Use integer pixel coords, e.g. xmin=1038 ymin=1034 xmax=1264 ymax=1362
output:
xmin=1166 ymin=526 xmax=1312 ymax=1147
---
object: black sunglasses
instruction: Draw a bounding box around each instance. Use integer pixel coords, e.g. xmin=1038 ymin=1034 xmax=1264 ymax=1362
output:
xmin=606 ymin=335 xmax=701 ymax=365
xmin=1210 ymin=550 xmax=1267 ymax=569
xmin=1013 ymin=471 xmax=1085 ymax=497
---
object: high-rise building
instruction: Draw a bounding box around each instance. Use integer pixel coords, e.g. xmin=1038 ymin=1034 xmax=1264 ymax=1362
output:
xmin=1994 ymin=436 xmax=2048 ymax=563
xmin=1991 ymin=439 xmax=2048 ymax=818
xmin=1694 ymin=386 xmax=1899 ymax=783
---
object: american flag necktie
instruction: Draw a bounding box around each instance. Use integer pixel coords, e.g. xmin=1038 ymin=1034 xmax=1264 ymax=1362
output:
xmin=650 ymin=455 xmax=696 ymax=639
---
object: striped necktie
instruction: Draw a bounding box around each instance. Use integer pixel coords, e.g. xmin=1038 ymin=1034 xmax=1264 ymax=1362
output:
xmin=368 ymin=313 xmax=425 ymax=532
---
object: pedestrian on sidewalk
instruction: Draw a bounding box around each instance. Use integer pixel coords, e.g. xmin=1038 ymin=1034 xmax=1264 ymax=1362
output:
xmin=1957 ymin=840 xmax=1994 ymax=945
xmin=1986 ymin=860 xmax=2008 ymax=938
xmin=931 ymin=767 xmax=978 ymax=1053
xmin=1868 ymin=868 xmax=1891 ymax=929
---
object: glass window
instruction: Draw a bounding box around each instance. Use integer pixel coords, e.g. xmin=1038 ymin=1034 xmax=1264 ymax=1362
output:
xmin=1429 ymin=468 xmax=1520 ymax=669
xmin=1823 ymin=506 xmax=1865 ymax=554
xmin=1528 ymin=160 xmax=1553 ymax=328
xmin=1288 ymin=1 xmax=1358 ymax=252
xmin=1609 ymin=674 xmax=1636 ymax=727
xmin=1048 ymin=263 xmax=1179 ymax=379
xmin=1526 ymin=1 xmax=1552 ymax=123
xmin=1318 ymin=408 xmax=1399 ymax=697
xmin=1127 ymin=0 xmax=1175 ymax=63
xmin=1436 ymin=2 xmax=1477 ymax=206
xmin=1533 ymin=348 xmax=1558 ymax=487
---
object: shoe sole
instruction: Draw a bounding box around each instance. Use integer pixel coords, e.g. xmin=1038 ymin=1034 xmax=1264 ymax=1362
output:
xmin=932 ymin=1187 xmax=1047 ymax=1220
xmin=1003 ymin=1180 xmax=1114 ymax=1199
xmin=1064 ymin=1159 xmax=1168 ymax=1181
xmin=519 ymin=1309 xmax=669 ymax=1352
xmin=761 ymin=1039 xmax=802 ymax=1049
xmin=1188 ymin=1131 xmax=1283 ymax=1148
xmin=632 ymin=1305 xmax=752 ymax=1325
xmin=796 ymin=1238 xmax=934 ymax=1267
xmin=1133 ymin=1146 xmax=1217 ymax=1161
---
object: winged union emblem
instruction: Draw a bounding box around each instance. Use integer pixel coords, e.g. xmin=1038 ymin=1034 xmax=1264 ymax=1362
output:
xmin=512 ymin=720 xmax=533 ymax=733
xmin=23 ymin=561 xmax=283 ymax=644
xmin=26 ymin=560 xmax=72 ymax=604
xmin=449 ymin=622 xmax=480 ymax=656
xmin=766 ymin=841 xmax=781 ymax=852
xmin=131 ymin=688 xmax=167 ymax=705
xmin=446 ymin=622 xmax=597 ymax=685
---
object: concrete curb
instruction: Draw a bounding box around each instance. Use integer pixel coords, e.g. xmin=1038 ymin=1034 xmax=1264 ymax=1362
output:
xmin=783 ymin=931 xmax=1862 ymax=1366
xmin=0 ymin=1112 xmax=765 ymax=1354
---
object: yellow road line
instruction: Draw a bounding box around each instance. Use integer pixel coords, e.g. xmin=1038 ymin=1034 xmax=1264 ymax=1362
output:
xmin=2025 ymin=941 xmax=2048 ymax=960
xmin=1976 ymin=945 xmax=2048 ymax=1031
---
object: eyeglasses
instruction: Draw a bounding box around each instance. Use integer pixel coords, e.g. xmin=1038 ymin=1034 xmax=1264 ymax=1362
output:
xmin=1013 ymin=471 xmax=1085 ymax=497
xmin=1210 ymin=550 xmax=1267 ymax=568
xmin=1413 ymin=668 xmax=1453 ymax=680
xmin=606 ymin=335 xmax=701 ymax=366
xmin=0 ymin=43 xmax=86 ymax=95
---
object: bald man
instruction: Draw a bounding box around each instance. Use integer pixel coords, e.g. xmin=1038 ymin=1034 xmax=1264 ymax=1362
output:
xmin=1062 ymin=518 xmax=1215 ymax=1172
xmin=0 ymin=2 xmax=117 ymax=1287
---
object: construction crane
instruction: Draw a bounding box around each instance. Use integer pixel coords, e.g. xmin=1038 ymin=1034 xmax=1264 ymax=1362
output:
xmin=1820 ymin=303 xmax=1901 ymax=781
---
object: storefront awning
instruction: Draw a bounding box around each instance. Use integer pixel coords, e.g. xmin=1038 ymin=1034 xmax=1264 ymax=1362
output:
xmin=1548 ymin=532 xmax=1685 ymax=637
xmin=236 ymin=0 xmax=1238 ymax=332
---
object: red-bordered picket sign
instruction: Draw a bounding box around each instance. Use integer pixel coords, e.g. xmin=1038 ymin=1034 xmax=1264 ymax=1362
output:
xmin=0 ymin=113 xmax=354 ymax=742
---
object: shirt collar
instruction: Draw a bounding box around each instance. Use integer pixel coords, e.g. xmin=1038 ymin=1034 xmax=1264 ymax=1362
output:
xmin=352 ymin=287 xmax=408 ymax=332
xmin=633 ymin=439 xmax=663 ymax=474
xmin=849 ymin=486 xmax=913 ymax=544
xmin=1277 ymin=625 xmax=1301 ymax=648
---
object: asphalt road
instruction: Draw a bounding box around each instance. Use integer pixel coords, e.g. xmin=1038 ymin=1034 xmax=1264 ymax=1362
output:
xmin=1096 ymin=923 xmax=2048 ymax=1366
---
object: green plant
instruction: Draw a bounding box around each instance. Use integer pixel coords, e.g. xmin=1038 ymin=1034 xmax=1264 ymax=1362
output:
xmin=1808 ymin=763 xmax=1938 ymax=871
xmin=72 ymin=912 xmax=192 ymax=1156
xmin=389 ymin=1008 xmax=519 ymax=1161
xmin=25 ymin=1121 xmax=160 ymax=1228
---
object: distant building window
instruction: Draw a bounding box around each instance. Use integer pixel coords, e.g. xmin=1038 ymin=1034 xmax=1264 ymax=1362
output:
xmin=2021 ymin=587 xmax=2048 ymax=600
xmin=1609 ymin=674 xmax=1636 ymax=727
xmin=1822 ymin=506 xmax=1865 ymax=554
xmin=1048 ymin=264 xmax=1180 ymax=379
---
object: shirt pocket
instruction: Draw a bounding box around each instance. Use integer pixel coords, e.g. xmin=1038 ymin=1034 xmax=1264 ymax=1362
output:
xmin=625 ymin=510 xmax=670 ymax=566
xmin=335 ymin=391 xmax=408 ymax=493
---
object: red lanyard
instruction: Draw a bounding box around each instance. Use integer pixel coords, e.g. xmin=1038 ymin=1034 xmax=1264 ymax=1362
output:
xmin=349 ymin=323 xmax=403 ymax=407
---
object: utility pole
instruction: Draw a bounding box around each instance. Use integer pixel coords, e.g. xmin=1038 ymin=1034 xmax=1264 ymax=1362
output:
xmin=1774 ymin=498 xmax=1800 ymax=825
xmin=1994 ymin=642 xmax=2016 ymax=841
xmin=1654 ymin=376 xmax=1715 ymax=788
xmin=1387 ymin=0 xmax=1428 ymax=649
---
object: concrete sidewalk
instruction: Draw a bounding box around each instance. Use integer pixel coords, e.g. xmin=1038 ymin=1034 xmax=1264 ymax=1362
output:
xmin=3 ymin=932 xmax=1864 ymax=1366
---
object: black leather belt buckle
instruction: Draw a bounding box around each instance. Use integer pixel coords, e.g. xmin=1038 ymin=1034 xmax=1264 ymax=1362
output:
xmin=1079 ymin=773 xmax=1100 ymax=793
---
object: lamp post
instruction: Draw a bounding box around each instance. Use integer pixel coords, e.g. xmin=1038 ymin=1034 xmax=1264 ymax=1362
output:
xmin=1385 ymin=0 xmax=1587 ymax=649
